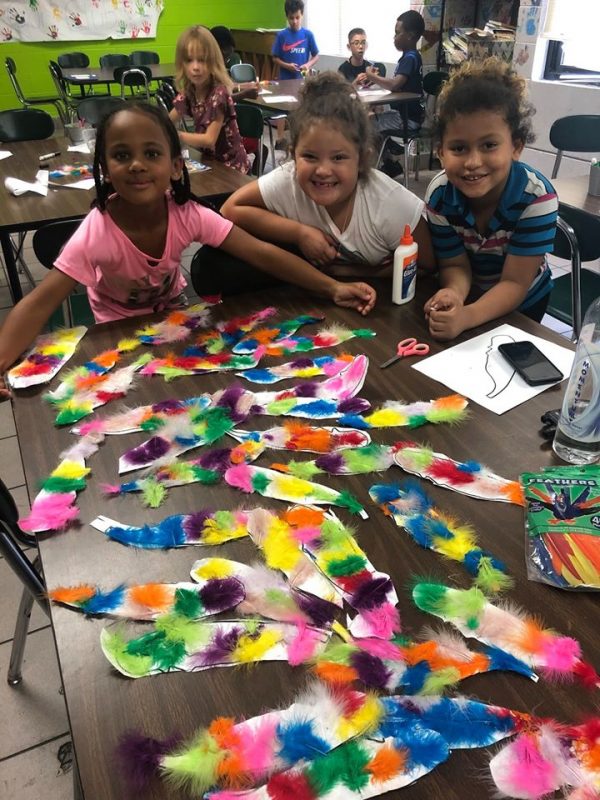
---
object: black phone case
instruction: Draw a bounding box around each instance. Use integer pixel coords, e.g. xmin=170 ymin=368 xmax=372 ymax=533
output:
xmin=497 ymin=343 xmax=563 ymax=386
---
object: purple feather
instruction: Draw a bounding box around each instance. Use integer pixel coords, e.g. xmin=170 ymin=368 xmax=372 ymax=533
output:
xmin=189 ymin=626 xmax=244 ymax=667
xmin=339 ymin=397 xmax=371 ymax=415
xmin=290 ymin=357 xmax=315 ymax=369
xmin=293 ymin=382 xmax=318 ymax=397
xmin=152 ymin=398 xmax=184 ymax=412
xmin=315 ymin=453 xmax=345 ymax=474
xmin=116 ymin=732 xmax=181 ymax=790
xmin=249 ymin=403 xmax=264 ymax=415
xmin=351 ymin=576 xmax=394 ymax=610
xmin=199 ymin=576 xmax=245 ymax=611
xmin=181 ymin=509 xmax=214 ymax=541
xmin=215 ymin=384 xmax=249 ymax=423
xmin=293 ymin=590 xmax=337 ymax=627
xmin=351 ymin=650 xmax=393 ymax=690
xmin=123 ymin=436 xmax=171 ymax=465
xmin=198 ymin=448 xmax=233 ymax=474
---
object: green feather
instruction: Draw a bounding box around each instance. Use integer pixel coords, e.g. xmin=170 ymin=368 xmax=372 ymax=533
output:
xmin=342 ymin=444 xmax=390 ymax=473
xmin=310 ymin=484 xmax=338 ymax=502
xmin=54 ymin=403 xmax=94 ymax=425
xmin=412 ymin=581 xmax=448 ymax=615
xmin=352 ymin=328 xmax=376 ymax=338
xmin=161 ymin=731 xmax=223 ymax=793
xmin=426 ymin=405 xmax=468 ymax=424
xmin=264 ymin=588 xmax=296 ymax=612
xmin=307 ymin=739 xmax=370 ymax=795
xmin=161 ymin=366 xmax=194 ymax=381
xmin=475 ymin=557 xmax=514 ymax=595
xmin=202 ymin=407 xmax=235 ymax=443
xmin=320 ymin=518 xmax=353 ymax=547
xmin=406 ymin=414 xmax=428 ymax=428
xmin=173 ymin=588 xmax=204 ymax=619
xmin=326 ymin=554 xmax=367 ymax=577
xmin=420 ymin=666 xmax=461 ymax=695
xmin=445 ymin=585 xmax=486 ymax=629
xmin=285 ymin=460 xmax=322 ymax=480
xmin=190 ymin=466 xmax=221 ymax=485
xmin=41 ymin=475 xmax=87 ymax=493
xmin=140 ymin=416 xmax=165 ymax=431
xmin=265 ymin=398 xmax=297 ymax=415
xmin=336 ymin=491 xmax=365 ymax=516
xmin=102 ymin=630 xmax=153 ymax=678
xmin=125 ymin=630 xmax=166 ymax=657
xmin=320 ymin=641 xmax=355 ymax=664
xmin=147 ymin=636 xmax=187 ymax=671
xmin=155 ymin=614 xmax=212 ymax=650
xmin=405 ymin=446 xmax=434 ymax=470
xmin=251 ymin=472 xmax=270 ymax=493
xmin=141 ymin=478 xmax=167 ymax=508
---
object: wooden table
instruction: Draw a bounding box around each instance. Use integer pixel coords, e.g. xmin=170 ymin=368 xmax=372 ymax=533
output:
xmin=12 ymin=278 xmax=596 ymax=799
xmin=554 ymin=174 xmax=600 ymax=215
xmin=245 ymin=78 xmax=421 ymax=115
xmin=0 ymin=135 xmax=252 ymax=304
xmin=61 ymin=62 xmax=177 ymax=89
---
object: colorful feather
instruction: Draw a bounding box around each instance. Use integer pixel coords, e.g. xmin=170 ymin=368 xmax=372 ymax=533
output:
xmin=237 ymin=353 xmax=355 ymax=384
xmin=230 ymin=313 xmax=325 ymax=354
xmin=228 ymin=422 xmax=371 ymax=453
xmin=239 ymin=324 xmax=376 ymax=358
xmin=338 ymin=394 xmax=468 ymax=430
xmin=7 ymin=325 xmax=87 ymax=388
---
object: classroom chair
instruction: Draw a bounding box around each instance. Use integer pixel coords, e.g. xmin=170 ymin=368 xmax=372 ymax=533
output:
xmin=231 ymin=62 xmax=284 ymax=170
xmin=155 ymin=80 xmax=177 ymax=113
xmin=0 ymin=476 xmax=50 ymax=687
xmin=76 ymin=96 xmax=126 ymax=128
xmin=550 ymin=203 xmax=600 ymax=340
xmin=48 ymin=60 xmax=81 ymax=122
xmin=375 ymin=70 xmax=448 ymax=187
xmin=4 ymin=57 xmax=65 ymax=124
xmin=130 ymin=50 xmax=160 ymax=65
xmin=550 ymin=115 xmax=600 ymax=179
xmin=235 ymin=103 xmax=265 ymax=175
xmin=99 ymin=53 xmax=130 ymax=95
xmin=57 ymin=52 xmax=89 ymax=69
xmin=32 ymin=220 xmax=94 ymax=328
xmin=113 ymin=66 xmax=152 ymax=101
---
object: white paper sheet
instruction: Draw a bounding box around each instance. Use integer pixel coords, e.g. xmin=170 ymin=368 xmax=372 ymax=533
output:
xmin=67 ymin=144 xmax=92 ymax=154
xmin=262 ymin=95 xmax=297 ymax=103
xmin=4 ymin=169 xmax=48 ymax=196
xmin=49 ymin=178 xmax=95 ymax=190
xmin=0 ymin=151 xmax=12 ymax=160
xmin=412 ymin=323 xmax=574 ymax=414
xmin=358 ymin=88 xmax=391 ymax=97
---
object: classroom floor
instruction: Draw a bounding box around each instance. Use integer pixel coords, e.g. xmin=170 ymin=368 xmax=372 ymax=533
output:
xmin=0 ymin=157 xmax=597 ymax=798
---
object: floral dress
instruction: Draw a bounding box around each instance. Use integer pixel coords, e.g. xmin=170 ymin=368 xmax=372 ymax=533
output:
xmin=174 ymin=84 xmax=249 ymax=173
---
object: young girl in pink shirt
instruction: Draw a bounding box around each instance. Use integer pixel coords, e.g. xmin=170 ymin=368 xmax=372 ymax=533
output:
xmin=169 ymin=25 xmax=249 ymax=173
xmin=0 ymin=103 xmax=376 ymax=399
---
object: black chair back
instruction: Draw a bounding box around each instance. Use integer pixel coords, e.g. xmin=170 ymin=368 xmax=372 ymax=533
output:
xmin=235 ymin=103 xmax=263 ymax=138
xmin=76 ymin=96 xmax=126 ymax=127
xmin=99 ymin=53 xmax=130 ymax=69
xmin=0 ymin=108 xmax=54 ymax=142
xmin=32 ymin=220 xmax=82 ymax=270
xmin=58 ymin=52 xmax=90 ymax=69
xmin=371 ymin=62 xmax=387 ymax=78
xmin=550 ymin=115 xmax=600 ymax=178
xmin=423 ymin=70 xmax=449 ymax=96
xmin=130 ymin=50 xmax=160 ymax=65
xmin=156 ymin=81 xmax=176 ymax=112
xmin=113 ymin=65 xmax=151 ymax=86
xmin=554 ymin=203 xmax=600 ymax=263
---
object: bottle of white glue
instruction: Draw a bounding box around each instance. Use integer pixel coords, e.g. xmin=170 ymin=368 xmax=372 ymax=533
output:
xmin=392 ymin=224 xmax=418 ymax=305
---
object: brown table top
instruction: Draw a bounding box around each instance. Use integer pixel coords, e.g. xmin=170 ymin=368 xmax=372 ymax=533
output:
xmin=0 ymin=135 xmax=252 ymax=234
xmin=245 ymin=78 xmax=421 ymax=113
xmin=61 ymin=62 xmax=176 ymax=85
xmin=554 ymin=174 xmax=600 ymax=215
xmin=13 ymin=279 xmax=595 ymax=800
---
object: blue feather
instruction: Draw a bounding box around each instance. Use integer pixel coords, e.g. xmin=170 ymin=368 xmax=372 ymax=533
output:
xmin=83 ymin=360 xmax=107 ymax=373
xmin=237 ymin=368 xmax=277 ymax=384
xmin=119 ymin=481 xmax=141 ymax=494
xmin=174 ymin=435 xmax=200 ymax=447
xmin=427 ymin=516 xmax=454 ymax=540
xmin=396 ymin=723 xmax=449 ymax=771
xmin=484 ymin=644 xmax=536 ymax=679
xmin=81 ymin=585 xmax=126 ymax=614
xmin=401 ymin=661 xmax=431 ymax=694
xmin=414 ymin=697 xmax=520 ymax=748
xmin=457 ymin=460 xmax=482 ymax=473
xmin=405 ymin=515 xmax=434 ymax=547
xmin=106 ymin=516 xmax=186 ymax=549
xmin=182 ymin=345 xmax=204 ymax=356
xmin=276 ymin=720 xmax=331 ymax=764
xmin=369 ymin=483 xmax=403 ymax=504
xmin=337 ymin=413 xmax=368 ymax=429
xmin=292 ymin=399 xmax=338 ymax=418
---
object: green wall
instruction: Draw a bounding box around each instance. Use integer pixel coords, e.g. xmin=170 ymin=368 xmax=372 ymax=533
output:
xmin=0 ymin=0 xmax=281 ymax=113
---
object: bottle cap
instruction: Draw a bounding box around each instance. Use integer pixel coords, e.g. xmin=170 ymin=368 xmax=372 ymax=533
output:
xmin=400 ymin=224 xmax=413 ymax=245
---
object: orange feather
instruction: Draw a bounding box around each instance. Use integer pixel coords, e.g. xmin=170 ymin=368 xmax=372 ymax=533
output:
xmin=93 ymin=350 xmax=120 ymax=367
xmin=49 ymin=585 xmax=95 ymax=604
xmin=312 ymin=662 xmax=358 ymax=684
xmin=367 ymin=744 xmax=406 ymax=782
xmin=284 ymin=507 xmax=325 ymax=528
xmin=129 ymin=582 xmax=173 ymax=610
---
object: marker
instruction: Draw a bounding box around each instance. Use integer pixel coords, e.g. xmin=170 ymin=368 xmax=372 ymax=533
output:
xmin=39 ymin=151 xmax=60 ymax=161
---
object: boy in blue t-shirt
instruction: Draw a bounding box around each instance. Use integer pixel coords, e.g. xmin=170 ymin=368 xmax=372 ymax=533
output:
xmin=367 ymin=10 xmax=425 ymax=132
xmin=272 ymin=0 xmax=319 ymax=81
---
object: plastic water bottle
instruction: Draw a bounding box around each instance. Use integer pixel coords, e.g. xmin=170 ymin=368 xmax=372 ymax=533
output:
xmin=553 ymin=296 xmax=600 ymax=464
xmin=392 ymin=225 xmax=418 ymax=305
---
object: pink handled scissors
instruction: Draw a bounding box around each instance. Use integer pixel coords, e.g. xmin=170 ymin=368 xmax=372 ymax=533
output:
xmin=380 ymin=337 xmax=430 ymax=368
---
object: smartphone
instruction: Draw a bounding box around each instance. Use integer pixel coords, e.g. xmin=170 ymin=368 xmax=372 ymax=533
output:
xmin=497 ymin=341 xmax=564 ymax=386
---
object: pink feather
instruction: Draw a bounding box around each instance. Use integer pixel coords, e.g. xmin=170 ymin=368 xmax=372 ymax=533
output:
xmin=101 ymin=483 xmax=123 ymax=496
xmin=490 ymin=733 xmax=559 ymax=800
xmin=76 ymin=419 xmax=107 ymax=436
xmin=541 ymin=636 xmax=582 ymax=678
xmin=224 ymin=463 xmax=253 ymax=493
xmin=287 ymin=624 xmax=323 ymax=666
xmin=19 ymin=493 xmax=79 ymax=532
xmin=355 ymin=637 xmax=403 ymax=659
xmin=291 ymin=525 xmax=322 ymax=544
xmin=353 ymin=601 xmax=401 ymax=639
xmin=237 ymin=715 xmax=279 ymax=775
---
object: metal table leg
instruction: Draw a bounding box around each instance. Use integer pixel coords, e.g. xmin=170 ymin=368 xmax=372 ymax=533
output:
xmin=1 ymin=230 xmax=23 ymax=303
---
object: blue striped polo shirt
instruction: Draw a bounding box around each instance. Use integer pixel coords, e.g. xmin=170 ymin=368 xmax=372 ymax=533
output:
xmin=425 ymin=161 xmax=558 ymax=310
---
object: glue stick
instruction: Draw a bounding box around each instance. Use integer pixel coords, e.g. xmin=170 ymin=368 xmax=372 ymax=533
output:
xmin=392 ymin=224 xmax=418 ymax=305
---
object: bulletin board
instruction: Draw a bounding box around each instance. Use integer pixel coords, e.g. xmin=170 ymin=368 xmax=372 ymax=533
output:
xmin=0 ymin=0 xmax=164 ymax=43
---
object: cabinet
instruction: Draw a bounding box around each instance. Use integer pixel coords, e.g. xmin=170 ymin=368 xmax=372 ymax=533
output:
xmin=230 ymin=29 xmax=278 ymax=81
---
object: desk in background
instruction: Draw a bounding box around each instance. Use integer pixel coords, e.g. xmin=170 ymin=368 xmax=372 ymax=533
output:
xmin=0 ymin=136 xmax=252 ymax=304
xmin=13 ymin=279 xmax=592 ymax=800
xmin=553 ymin=174 xmax=600 ymax=216
xmin=231 ymin=29 xmax=278 ymax=81
xmin=61 ymin=62 xmax=176 ymax=89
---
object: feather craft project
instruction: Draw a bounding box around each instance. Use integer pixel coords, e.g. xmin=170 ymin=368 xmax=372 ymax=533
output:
xmin=190 ymin=558 xmax=339 ymax=627
xmin=206 ymin=695 xmax=526 ymax=800
xmin=412 ymin=580 xmax=600 ymax=687
xmin=49 ymin=577 xmax=246 ymax=620
xmin=192 ymin=305 xmax=278 ymax=354
xmin=313 ymin=626 xmax=535 ymax=693
xmin=117 ymin=681 xmax=384 ymax=794
xmin=73 ymin=395 xmax=212 ymax=436
xmin=228 ymin=422 xmax=371 ymax=454
xmin=19 ymin=433 xmax=101 ymax=533
xmin=46 ymin=347 xmax=124 ymax=406
xmin=138 ymin=349 xmax=265 ymax=381
xmin=337 ymin=394 xmax=469 ymax=430
xmin=102 ymin=618 xmax=332 ymax=677
xmin=237 ymin=353 xmax=355 ymax=384
xmin=46 ymin=352 xmax=152 ymax=425
xmin=133 ymin=301 xmax=217 ymax=346
xmin=7 ymin=325 xmax=87 ymax=388
xmin=225 ymin=313 xmax=325 ymax=354
xmin=370 ymin=481 xmax=513 ymax=595
xmin=489 ymin=719 xmax=600 ymax=800
xmin=233 ymin=323 xmax=376 ymax=356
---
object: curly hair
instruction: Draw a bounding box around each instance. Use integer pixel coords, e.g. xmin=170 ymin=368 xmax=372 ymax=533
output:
xmin=92 ymin=102 xmax=195 ymax=211
xmin=434 ymin=57 xmax=536 ymax=146
xmin=288 ymin=71 xmax=374 ymax=179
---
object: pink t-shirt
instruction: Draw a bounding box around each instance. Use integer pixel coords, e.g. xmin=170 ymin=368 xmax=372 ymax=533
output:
xmin=55 ymin=195 xmax=233 ymax=323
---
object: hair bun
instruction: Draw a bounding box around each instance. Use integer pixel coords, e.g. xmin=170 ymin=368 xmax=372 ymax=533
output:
xmin=299 ymin=72 xmax=353 ymax=104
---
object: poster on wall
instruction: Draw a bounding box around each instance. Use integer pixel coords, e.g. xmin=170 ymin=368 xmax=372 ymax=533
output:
xmin=0 ymin=0 xmax=164 ymax=43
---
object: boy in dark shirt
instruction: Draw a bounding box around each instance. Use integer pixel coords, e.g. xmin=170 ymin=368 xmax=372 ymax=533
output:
xmin=338 ymin=27 xmax=374 ymax=87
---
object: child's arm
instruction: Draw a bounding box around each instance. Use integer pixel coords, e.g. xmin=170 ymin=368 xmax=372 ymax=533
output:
xmin=0 ymin=270 xmax=78 ymax=399
xmin=177 ymin=113 xmax=225 ymax=151
xmin=425 ymin=253 xmax=544 ymax=341
xmin=222 ymin=182 xmax=339 ymax=265
xmin=272 ymin=55 xmax=302 ymax=75
xmin=219 ymin=224 xmax=376 ymax=315
xmin=364 ymin=67 xmax=409 ymax=93
xmin=303 ymin=53 xmax=319 ymax=71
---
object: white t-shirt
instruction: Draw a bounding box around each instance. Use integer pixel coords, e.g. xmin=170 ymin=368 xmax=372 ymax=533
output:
xmin=258 ymin=162 xmax=424 ymax=271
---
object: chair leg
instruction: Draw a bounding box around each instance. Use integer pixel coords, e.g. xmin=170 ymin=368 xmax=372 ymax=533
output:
xmin=267 ymin=123 xmax=276 ymax=171
xmin=7 ymin=582 xmax=36 ymax=686
xmin=414 ymin=139 xmax=420 ymax=183
xmin=12 ymin=233 xmax=36 ymax=290
xmin=403 ymin=142 xmax=410 ymax=188
xmin=376 ymin=136 xmax=390 ymax=170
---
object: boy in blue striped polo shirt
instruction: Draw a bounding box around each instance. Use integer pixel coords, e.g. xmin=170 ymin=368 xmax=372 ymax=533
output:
xmin=424 ymin=59 xmax=558 ymax=341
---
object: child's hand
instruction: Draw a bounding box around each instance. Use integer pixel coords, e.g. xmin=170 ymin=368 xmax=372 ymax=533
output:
xmin=299 ymin=228 xmax=338 ymax=266
xmin=331 ymin=281 xmax=376 ymax=316
xmin=424 ymin=288 xmax=461 ymax=319
xmin=0 ymin=374 xmax=13 ymax=402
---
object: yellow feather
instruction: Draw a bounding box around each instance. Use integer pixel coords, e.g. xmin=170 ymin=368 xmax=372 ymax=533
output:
xmin=40 ymin=343 xmax=73 ymax=355
xmin=294 ymin=367 xmax=321 ymax=377
xmin=337 ymin=694 xmax=384 ymax=739
xmin=433 ymin=523 xmax=478 ymax=560
xmin=51 ymin=460 xmax=90 ymax=480
xmin=117 ymin=337 xmax=141 ymax=352
xmin=364 ymin=409 xmax=406 ymax=427
xmin=232 ymin=629 xmax=282 ymax=662
xmin=192 ymin=558 xmax=234 ymax=579
xmin=272 ymin=474 xmax=314 ymax=498
xmin=262 ymin=518 xmax=302 ymax=571
xmin=202 ymin=518 xmax=248 ymax=545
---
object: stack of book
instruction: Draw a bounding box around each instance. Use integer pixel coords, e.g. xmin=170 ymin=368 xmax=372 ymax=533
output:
xmin=442 ymin=21 xmax=516 ymax=65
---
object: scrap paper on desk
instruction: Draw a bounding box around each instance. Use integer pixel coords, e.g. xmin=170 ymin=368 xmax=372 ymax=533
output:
xmin=412 ymin=323 xmax=574 ymax=414
xmin=262 ymin=95 xmax=297 ymax=103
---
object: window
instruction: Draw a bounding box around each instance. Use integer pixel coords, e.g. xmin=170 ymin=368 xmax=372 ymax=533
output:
xmin=305 ymin=1 xmax=410 ymax=64
xmin=543 ymin=0 xmax=600 ymax=81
